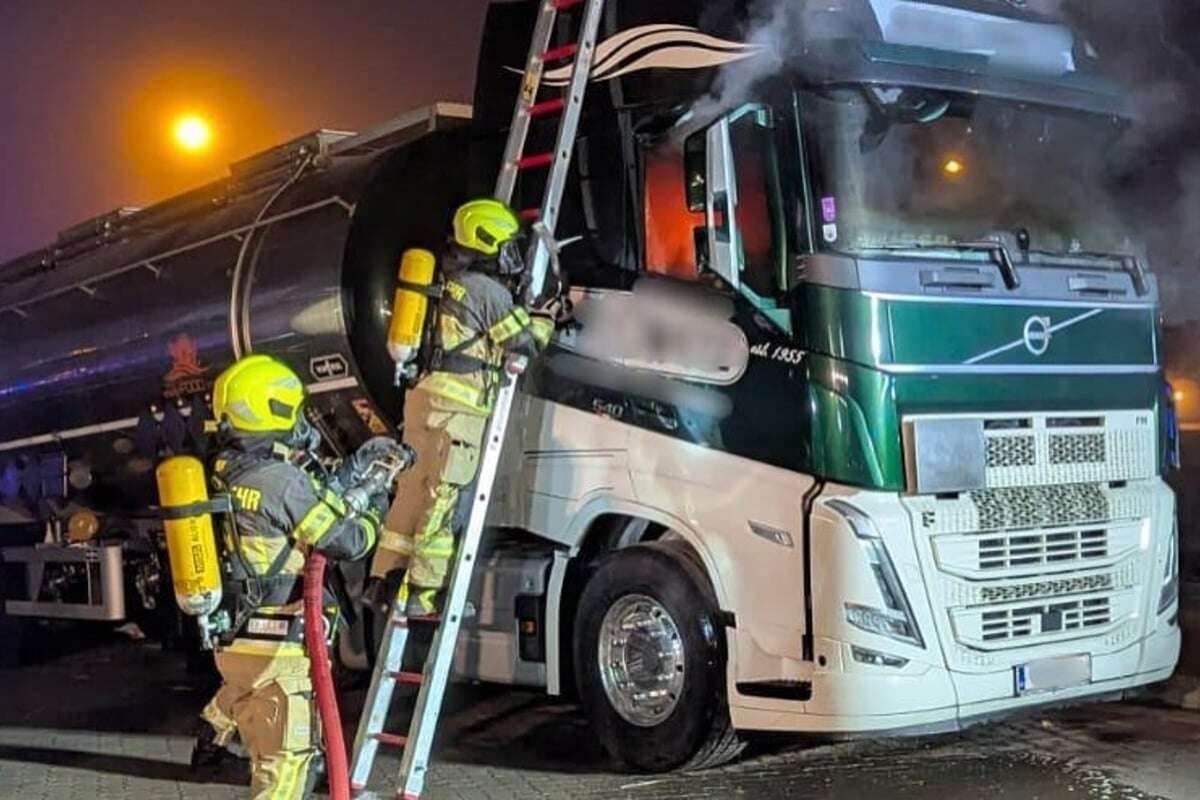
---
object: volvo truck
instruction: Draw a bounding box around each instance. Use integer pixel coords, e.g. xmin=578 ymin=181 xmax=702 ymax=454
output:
xmin=0 ymin=0 xmax=1181 ymax=771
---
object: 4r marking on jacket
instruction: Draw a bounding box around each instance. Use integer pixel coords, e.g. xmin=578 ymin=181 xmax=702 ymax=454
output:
xmin=231 ymin=485 xmax=263 ymax=512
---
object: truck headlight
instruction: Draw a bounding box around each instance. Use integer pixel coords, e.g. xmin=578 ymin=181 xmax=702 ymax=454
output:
xmin=851 ymin=644 xmax=910 ymax=668
xmin=828 ymin=500 xmax=925 ymax=649
xmin=1159 ymin=522 xmax=1179 ymax=615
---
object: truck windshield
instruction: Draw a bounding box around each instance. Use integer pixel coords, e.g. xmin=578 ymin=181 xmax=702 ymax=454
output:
xmin=801 ymin=86 xmax=1138 ymax=260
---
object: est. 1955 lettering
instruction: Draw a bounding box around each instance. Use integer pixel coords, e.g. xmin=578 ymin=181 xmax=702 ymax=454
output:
xmin=750 ymin=342 xmax=806 ymax=365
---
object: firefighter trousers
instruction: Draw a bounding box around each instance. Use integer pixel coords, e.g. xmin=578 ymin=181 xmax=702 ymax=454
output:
xmin=202 ymin=638 xmax=317 ymax=800
xmin=372 ymin=385 xmax=488 ymax=591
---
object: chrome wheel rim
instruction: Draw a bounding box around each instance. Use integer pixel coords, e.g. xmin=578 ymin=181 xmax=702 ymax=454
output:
xmin=597 ymin=593 xmax=685 ymax=727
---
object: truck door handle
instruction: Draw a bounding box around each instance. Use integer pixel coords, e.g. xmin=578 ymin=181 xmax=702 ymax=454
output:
xmin=919 ymin=269 xmax=995 ymax=289
xmin=1068 ymin=275 xmax=1127 ymax=296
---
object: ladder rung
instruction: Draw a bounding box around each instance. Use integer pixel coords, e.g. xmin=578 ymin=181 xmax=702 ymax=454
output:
xmin=553 ymin=0 xmax=585 ymax=9
xmin=540 ymin=43 xmax=579 ymax=63
xmin=517 ymin=152 xmax=554 ymax=170
xmin=374 ymin=732 xmax=408 ymax=748
xmin=519 ymin=208 xmax=542 ymax=221
xmin=391 ymin=670 xmax=424 ymax=685
xmin=527 ymin=98 xmax=565 ymax=117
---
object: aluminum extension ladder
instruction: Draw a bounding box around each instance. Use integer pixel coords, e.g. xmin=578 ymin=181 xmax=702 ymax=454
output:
xmin=348 ymin=1 xmax=605 ymax=797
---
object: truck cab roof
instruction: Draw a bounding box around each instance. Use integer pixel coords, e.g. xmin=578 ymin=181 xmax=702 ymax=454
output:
xmin=785 ymin=0 xmax=1132 ymax=118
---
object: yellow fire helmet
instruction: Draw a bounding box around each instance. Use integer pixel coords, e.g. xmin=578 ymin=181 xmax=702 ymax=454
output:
xmin=211 ymin=354 xmax=306 ymax=433
xmin=452 ymin=198 xmax=520 ymax=256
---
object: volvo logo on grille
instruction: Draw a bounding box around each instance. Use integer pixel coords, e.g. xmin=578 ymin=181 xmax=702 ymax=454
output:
xmin=1023 ymin=316 xmax=1052 ymax=356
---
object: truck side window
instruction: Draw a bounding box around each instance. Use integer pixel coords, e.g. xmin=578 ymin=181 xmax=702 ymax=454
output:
xmin=729 ymin=111 xmax=786 ymax=299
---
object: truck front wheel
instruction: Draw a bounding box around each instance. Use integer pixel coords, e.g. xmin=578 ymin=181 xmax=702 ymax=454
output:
xmin=574 ymin=543 xmax=743 ymax=772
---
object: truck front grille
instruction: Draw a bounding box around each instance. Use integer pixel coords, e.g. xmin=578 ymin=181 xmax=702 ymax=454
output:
xmin=979 ymin=410 xmax=1155 ymax=488
xmin=978 ymin=598 xmax=1112 ymax=643
xmin=987 ymin=435 xmax=1036 ymax=468
xmin=950 ymin=593 xmax=1124 ymax=649
xmin=978 ymin=528 xmax=1108 ymax=571
xmin=970 ymin=484 xmax=1110 ymax=532
xmin=978 ymin=572 xmax=1114 ymax=604
xmin=903 ymin=474 xmax=1151 ymax=658
xmin=1049 ymin=433 xmax=1106 ymax=465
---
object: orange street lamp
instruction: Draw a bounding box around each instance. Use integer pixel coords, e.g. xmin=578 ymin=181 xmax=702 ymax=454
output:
xmin=173 ymin=114 xmax=213 ymax=153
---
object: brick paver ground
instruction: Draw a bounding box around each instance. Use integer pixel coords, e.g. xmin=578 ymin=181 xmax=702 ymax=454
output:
xmin=1 ymin=632 xmax=1198 ymax=799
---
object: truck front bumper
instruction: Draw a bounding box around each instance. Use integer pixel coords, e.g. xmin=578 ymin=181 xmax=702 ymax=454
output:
xmin=729 ymin=616 xmax=1180 ymax=734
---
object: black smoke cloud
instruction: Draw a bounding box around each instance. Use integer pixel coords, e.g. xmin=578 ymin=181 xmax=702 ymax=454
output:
xmin=1063 ymin=0 xmax=1200 ymax=322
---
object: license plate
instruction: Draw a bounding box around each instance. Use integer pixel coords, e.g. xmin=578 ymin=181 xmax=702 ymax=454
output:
xmin=1015 ymin=654 xmax=1092 ymax=695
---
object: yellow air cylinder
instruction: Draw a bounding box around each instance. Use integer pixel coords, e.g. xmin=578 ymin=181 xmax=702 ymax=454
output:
xmin=387 ymin=248 xmax=437 ymax=365
xmin=156 ymin=456 xmax=223 ymax=617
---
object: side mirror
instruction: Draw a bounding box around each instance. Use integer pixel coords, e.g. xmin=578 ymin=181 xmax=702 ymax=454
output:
xmin=705 ymin=117 xmax=740 ymax=291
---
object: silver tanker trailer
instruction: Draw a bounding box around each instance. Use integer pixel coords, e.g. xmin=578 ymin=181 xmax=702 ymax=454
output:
xmin=0 ymin=104 xmax=477 ymax=647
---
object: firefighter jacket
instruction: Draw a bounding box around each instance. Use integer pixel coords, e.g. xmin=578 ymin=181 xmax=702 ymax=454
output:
xmin=421 ymin=262 xmax=554 ymax=415
xmin=210 ymin=434 xmax=381 ymax=631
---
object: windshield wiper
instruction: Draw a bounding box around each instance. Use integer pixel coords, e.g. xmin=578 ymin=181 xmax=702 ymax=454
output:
xmin=1121 ymin=255 xmax=1150 ymax=297
xmin=1027 ymin=249 xmax=1150 ymax=297
xmin=958 ymin=241 xmax=1020 ymax=290
xmin=869 ymin=240 xmax=1021 ymax=290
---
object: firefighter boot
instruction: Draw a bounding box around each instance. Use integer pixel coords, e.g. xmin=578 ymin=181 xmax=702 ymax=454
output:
xmin=363 ymin=568 xmax=406 ymax=615
xmin=403 ymin=585 xmax=442 ymax=621
xmin=191 ymin=724 xmax=241 ymax=774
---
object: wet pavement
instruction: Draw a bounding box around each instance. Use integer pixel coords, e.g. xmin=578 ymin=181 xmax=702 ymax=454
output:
xmin=0 ymin=627 xmax=1198 ymax=800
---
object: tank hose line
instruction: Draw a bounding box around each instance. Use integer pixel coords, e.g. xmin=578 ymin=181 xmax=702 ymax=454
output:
xmin=304 ymin=552 xmax=351 ymax=800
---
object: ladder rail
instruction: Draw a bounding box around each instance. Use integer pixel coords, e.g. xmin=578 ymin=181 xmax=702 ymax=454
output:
xmin=495 ymin=0 xmax=561 ymax=205
xmin=349 ymin=601 xmax=412 ymax=791
xmin=393 ymin=358 xmax=526 ymax=799
xmin=523 ymin=0 xmax=605 ymax=302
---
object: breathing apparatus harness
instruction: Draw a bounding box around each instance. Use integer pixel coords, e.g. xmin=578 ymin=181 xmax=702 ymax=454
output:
xmin=396 ymin=228 xmax=568 ymax=389
xmin=206 ymin=447 xmax=302 ymax=646
xmin=204 ymin=422 xmax=411 ymax=642
xmin=391 ymin=243 xmax=501 ymax=384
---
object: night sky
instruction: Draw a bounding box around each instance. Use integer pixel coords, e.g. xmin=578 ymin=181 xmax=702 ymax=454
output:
xmin=0 ymin=0 xmax=491 ymax=263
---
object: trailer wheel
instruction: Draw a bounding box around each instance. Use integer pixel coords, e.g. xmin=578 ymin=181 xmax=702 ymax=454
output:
xmin=574 ymin=542 xmax=743 ymax=772
xmin=0 ymin=603 xmax=31 ymax=670
xmin=0 ymin=559 xmax=29 ymax=669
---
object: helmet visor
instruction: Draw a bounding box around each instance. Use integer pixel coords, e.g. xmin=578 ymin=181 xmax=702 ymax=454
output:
xmin=497 ymin=238 xmax=526 ymax=277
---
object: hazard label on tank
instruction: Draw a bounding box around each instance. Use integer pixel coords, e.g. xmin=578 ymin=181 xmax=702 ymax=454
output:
xmin=309 ymin=354 xmax=349 ymax=382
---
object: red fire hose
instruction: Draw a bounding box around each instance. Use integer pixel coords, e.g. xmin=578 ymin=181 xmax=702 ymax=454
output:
xmin=304 ymin=551 xmax=351 ymax=800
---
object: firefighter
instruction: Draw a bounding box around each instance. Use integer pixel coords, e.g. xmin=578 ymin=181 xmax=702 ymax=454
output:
xmin=191 ymin=354 xmax=395 ymax=799
xmin=369 ymin=199 xmax=556 ymax=618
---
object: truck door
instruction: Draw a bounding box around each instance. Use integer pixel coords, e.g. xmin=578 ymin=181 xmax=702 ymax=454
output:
xmin=698 ymin=104 xmax=793 ymax=333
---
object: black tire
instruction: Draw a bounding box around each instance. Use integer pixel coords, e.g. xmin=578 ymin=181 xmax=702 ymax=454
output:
xmin=0 ymin=615 xmax=30 ymax=669
xmin=574 ymin=542 xmax=744 ymax=772
xmin=0 ymin=558 xmax=29 ymax=669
